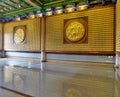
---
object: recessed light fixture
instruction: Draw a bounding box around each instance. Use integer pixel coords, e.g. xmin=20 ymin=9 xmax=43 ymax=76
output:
xmin=28 ymin=12 xmax=35 ymax=19
xmin=54 ymin=6 xmax=63 ymax=15
xmin=36 ymin=11 xmax=43 ymax=17
xmin=64 ymin=4 xmax=75 ymax=13
xmin=45 ymin=8 xmax=53 ymax=16
xmin=15 ymin=16 xmax=21 ymax=21
xmin=76 ymin=3 xmax=89 ymax=11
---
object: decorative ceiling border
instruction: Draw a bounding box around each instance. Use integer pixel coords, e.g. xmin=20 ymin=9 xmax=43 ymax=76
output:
xmin=0 ymin=0 xmax=116 ymax=22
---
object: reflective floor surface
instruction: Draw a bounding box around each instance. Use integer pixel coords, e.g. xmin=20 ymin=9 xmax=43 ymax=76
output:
xmin=0 ymin=59 xmax=120 ymax=97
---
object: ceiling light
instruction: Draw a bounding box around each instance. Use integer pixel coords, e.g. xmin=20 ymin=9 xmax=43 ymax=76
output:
xmin=36 ymin=13 xmax=43 ymax=17
xmin=36 ymin=11 xmax=43 ymax=17
xmin=15 ymin=16 xmax=21 ymax=21
xmin=76 ymin=3 xmax=89 ymax=11
xmin=45 ymin=8 xmax=53 ymax=16
xmin=64 ymin=4 xmax=75 ymax=13
xmin=29 ymin=14 xmax=35 ymax=19
xmin=28 ymin=12 xmax=35 ymax=19
xmin=54 ymin=6 xmax=63 ymax=15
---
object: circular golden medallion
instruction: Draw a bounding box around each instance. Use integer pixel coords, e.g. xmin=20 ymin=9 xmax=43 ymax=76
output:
xmin=14 ymin=28 xmax=25 ymax=44
xmin=65 ymin=21 xmax=85 ymax=42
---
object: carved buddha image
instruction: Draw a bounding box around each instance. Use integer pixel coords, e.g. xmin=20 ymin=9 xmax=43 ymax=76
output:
xmin=13 ymin=25 xmax=26 ymax=44
xmin=64 ymin=17 xmax=88 ymax=44
xmin=66 ymin=21 xmax=85 ymax=42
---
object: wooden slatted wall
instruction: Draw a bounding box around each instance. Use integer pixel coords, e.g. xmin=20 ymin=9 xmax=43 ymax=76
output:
xmin=4 ymin=18 xmax=41 ymax=51
xmin=116 ymin=0 xmax=120 ymax=52
xmin=45 ymin=5 xmax=115 ymax=53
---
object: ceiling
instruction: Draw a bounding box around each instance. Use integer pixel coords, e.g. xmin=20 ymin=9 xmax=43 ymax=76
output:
xmin=0 ymin=0 xmax=116 ymax=22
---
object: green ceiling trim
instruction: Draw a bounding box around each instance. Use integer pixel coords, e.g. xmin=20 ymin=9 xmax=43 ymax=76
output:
xmin=3 ymin=7 xmax=37 ymax=15
xmin=22 ymin=0 xmax=42 ymax=10
xmin=36 ymin=0 xmax=43 ymax=5
xmin=44 ymin=0 xmax=65 ymax=5
xmin=0 ymin=14 xmax=4 ymax=17
xmin=0 ymin=4 xmax=10 ymax=11
xmin=0 ymin=0 xmax=116 ymax=22
xmin=44 ymin=0 xmax=83 ymax=5
xmin=0 ymin=2 xmax=11 ymax=10
xmin=3 ymin=2 xmax=18 ymax=9
xmin=44 ymin=0 xmax=86 ymax=8
xmin=0 ymin=7 xmax=38 ymax=20
xmin=10 ymin=0 xmax=21 ymax=4
xmin=31 ymin=0 xmax=44 ymax=5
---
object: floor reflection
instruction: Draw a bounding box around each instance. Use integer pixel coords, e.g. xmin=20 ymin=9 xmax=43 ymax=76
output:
xmin=0 ymin=62 xmax=120 ymax=97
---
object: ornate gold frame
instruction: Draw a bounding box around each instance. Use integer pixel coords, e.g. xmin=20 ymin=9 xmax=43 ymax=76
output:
xmin=13 ymin=25 xmax=26 ymax=44
xmin=63 ymin=17 xmax=88 ymax=44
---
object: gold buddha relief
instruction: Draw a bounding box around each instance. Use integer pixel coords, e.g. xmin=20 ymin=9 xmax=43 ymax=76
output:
xmin=13 ymin=25 xmax=26 ymax=44
xmin=64 ymin=17 xmax=88 ymax=44
xmin=14 ymin=28 xmax=25 ymax=43
xmin=66 ymin=21 xmax=85 ymax=42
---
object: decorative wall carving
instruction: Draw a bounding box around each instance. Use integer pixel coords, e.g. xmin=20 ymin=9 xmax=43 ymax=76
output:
xmin=46 ymin=5 xmax=114 ymax=52
xmin=64 ymin=17 xmax=88 ymax=44
xmin=13 ymin=25 xmax=26 ymax=44
xmin=4 ymin=18 xmax=41 ymax=51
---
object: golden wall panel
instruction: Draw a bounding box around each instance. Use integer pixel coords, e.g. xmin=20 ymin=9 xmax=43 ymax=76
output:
xmin=0 ymin=23 xmax=2 ymax=50
xmin=45 ymin=5 xmax=115 ymax=52
xmin=4 ymin=18 xmax=41 ymax=51
xmin=116 ymin=0 xmax=120 ymax=52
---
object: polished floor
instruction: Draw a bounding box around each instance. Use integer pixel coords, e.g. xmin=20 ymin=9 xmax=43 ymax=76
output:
xmin=0 ymin=58 xmax=120 ymax=97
